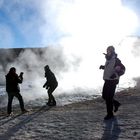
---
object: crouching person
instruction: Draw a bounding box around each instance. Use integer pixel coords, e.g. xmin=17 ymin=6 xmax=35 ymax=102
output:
xmin=43 ymin=65 xmax=58 ymax=106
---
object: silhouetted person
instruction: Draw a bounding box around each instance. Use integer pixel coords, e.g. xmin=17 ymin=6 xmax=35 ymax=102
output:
xmin=6 ymin=67 xmax=28 ymax=115
xmin=99 ymin=46 xmax=121 ymax=120
xmin=43 ymin=65 xmax=58 ymax=106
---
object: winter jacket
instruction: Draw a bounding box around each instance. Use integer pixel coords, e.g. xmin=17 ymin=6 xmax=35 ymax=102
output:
xmin=103 ymin=54 xmax=120 ymax=82
xmin=44 ymin=69 xmax=58 ymax=88
xmin=6 ymin=73 xmax=23 ymax=92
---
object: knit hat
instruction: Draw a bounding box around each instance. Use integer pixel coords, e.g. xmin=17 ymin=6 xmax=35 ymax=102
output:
xmin=107 ymin=46 xmax=115 ymax=53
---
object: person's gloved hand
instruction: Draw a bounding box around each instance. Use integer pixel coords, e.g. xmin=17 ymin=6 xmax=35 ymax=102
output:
xmin=110 ymin=74 xmax=116 ymax=79
xmin=19 ymin=72 xmax=24 ymax=78
xmin=99 ymin=65 xmax=105 ymax=69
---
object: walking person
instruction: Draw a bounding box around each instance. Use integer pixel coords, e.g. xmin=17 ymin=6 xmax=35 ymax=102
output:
xmin=6 ymin=67 xmax=28 ymax=116
xmin=43 ymin=65 xmax=58 ymax=106
xmin=99 ymin=46 xmax=125 ymax=120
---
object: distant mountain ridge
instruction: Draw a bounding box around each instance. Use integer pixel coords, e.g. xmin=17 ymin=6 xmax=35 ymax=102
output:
xmin=0 ymin=47 xmax=48 ymax=71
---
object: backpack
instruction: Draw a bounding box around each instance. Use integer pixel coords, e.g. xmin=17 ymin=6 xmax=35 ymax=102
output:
xmin=115 ymin=58 xmax=126 ymax=76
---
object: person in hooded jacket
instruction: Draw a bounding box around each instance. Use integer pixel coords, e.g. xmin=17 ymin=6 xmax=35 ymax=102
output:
xmin=43 ymin=65 xmax=58 ymax=106
xmin=99 ymin=46 xmax=121 ymax=120
xmin=6 ymin=67 xmax=28 ymax=115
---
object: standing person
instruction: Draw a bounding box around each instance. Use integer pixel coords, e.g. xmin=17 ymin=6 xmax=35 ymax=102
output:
xmin=43 ymin=65 xmax=58 ymax=106
xmin=100 ymin=46 xmax=122 ymax=120
xmin=6 ymin=67 xmax=28 ymax=116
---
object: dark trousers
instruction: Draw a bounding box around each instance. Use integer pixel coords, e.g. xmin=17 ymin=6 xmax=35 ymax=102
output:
xmin=102 ymin=80 xmax=120 ymax=116
xmin=7 ymin=92 xmax=25 ymax=114
xmin=47 ymin=83 xmax=58 ymax=104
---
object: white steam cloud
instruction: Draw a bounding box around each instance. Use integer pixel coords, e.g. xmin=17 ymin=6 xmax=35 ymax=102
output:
xmin=1 ymin=0 xmax=140 ymax=104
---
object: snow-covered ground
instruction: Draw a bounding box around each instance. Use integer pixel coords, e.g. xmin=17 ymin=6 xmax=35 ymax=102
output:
xmin=0 ymin=87 xmax=140 ymax=140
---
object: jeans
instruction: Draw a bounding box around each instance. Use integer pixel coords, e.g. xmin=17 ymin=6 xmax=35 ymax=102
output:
xmin=7 ymin=92 xmax=25 ymax=114
xmin=102 ymin=80 xmax=120 ymax=115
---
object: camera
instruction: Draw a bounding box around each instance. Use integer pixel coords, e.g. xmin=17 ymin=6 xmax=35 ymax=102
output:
xmin=19 ymin=72 xmax=24 ymax=77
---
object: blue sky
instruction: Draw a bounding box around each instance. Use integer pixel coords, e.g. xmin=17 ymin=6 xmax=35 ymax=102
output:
xmin=0 ymin=0 xmax=140 ymax=48
xmin=0 ymin=1 xmax=40 ymax=48
xmin=0 ymin=0 xmax=64 ymax=48
xmin=122 ymin=0 xmax=140 ymax=36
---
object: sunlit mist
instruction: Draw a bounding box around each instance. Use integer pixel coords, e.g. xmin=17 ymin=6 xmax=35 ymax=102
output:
xmin=0 ymin=0 xmax=139 ymax=101
xmin=51 ymin=0 xmax=138 ymax=91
